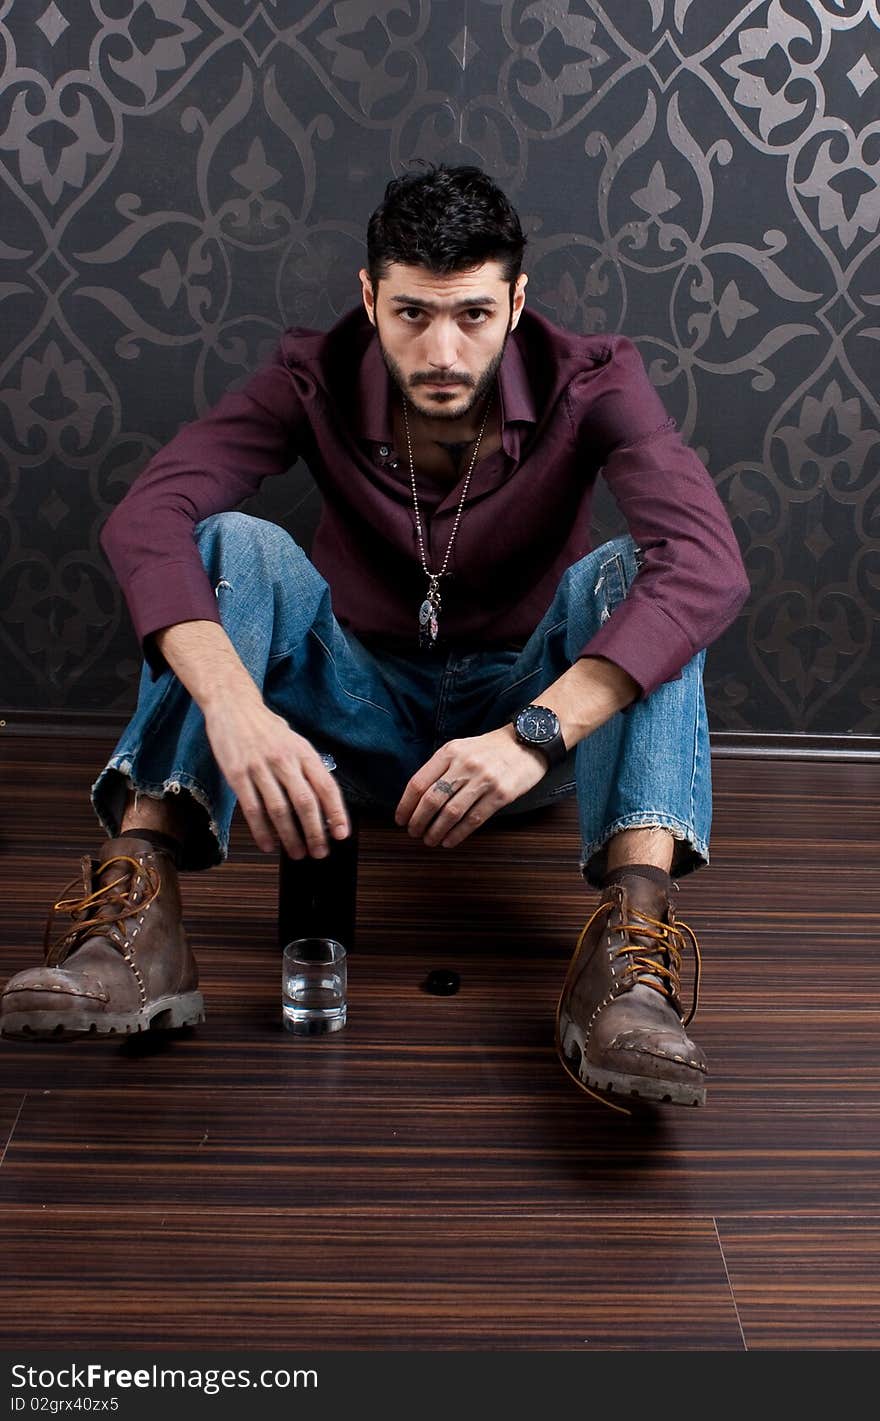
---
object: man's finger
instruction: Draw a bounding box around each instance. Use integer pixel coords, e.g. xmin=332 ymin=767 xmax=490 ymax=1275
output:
xmin=395 ymin=754 xmax=449 ymax=826
xmin=250 ymin=766 xmax=311 ymax=858
xmin=306 ymin=759 xmax=351 ymax=840
xmin=283 ymin=776 xmax=330 ymax=858
xmin=439 ymin=791 xmax=501 ymax=848
xmin=405 ymin=774 xmax=465 ymax=838
xmin=422 ymin=779 xmax=485 ymax=846
xmin=238 ymin=795 xmax=278 ymax=855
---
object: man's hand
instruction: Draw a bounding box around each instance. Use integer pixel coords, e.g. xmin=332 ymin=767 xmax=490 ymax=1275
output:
xmin=151 ymin=619 xmax=350 ymax=858
xmin=395 ymin=726 xmax=548 ymax=848
xmin=203 ymin=695 xmax=350 ymax=859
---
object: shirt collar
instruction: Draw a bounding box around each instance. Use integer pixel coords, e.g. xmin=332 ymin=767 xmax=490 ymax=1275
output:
xmin=356 ymin=334 xmax=394 ymax=444
xmin=497 ymin=332 xmax=536 ymax=458
xmin=355 ymin=322 xmax=538 ymax=448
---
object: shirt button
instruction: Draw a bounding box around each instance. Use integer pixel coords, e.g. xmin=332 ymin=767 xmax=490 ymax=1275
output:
xmin=379 ymin=444 xmax=390 ymax=456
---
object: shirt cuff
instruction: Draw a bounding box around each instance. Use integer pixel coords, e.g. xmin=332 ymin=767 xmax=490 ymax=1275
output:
xmin=124 ymin=561 xmax=223 ymax=681
xmin=577 ymin=598 xmax=692 ymax=700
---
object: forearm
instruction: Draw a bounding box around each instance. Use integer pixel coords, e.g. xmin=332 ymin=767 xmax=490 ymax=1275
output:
xmin=531 ymin=656 xmax=639 ymax=750
xmin=397 ymin=655 xmax=640 ymax=848
xmin=152 ymin=620 xmax=264 ymax=715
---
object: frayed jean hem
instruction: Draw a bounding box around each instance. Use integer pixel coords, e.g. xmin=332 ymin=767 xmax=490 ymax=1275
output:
xmin=580 ymin=811 xmax=710 ymax=889
xmin=90 ymin=758 xmax=228 ymax=872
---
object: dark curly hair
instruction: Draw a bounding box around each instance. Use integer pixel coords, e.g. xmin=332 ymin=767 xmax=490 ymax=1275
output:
xmin=366 ymin=163 xmax=526 ymax=288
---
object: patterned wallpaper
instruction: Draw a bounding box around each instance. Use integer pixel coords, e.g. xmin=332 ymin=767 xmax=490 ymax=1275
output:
xmin=1 ymin=0 xmax=878 ymax=735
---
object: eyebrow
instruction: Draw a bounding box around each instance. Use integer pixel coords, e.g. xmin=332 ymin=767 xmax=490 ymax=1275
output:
xmin=389 ymin=294 xmax=499 ymax=311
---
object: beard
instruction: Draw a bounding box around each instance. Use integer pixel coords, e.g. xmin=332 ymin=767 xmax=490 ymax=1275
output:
xmin=375 ymin=317 xmax=511 ymax=422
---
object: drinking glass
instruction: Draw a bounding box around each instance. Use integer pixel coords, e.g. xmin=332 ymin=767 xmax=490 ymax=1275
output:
xmin=282 ymin=937 xmax=347 ymax=1035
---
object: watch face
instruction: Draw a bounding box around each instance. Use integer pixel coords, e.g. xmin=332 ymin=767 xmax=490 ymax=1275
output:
xmin=516 ymin=706 xmax=559 ymax=744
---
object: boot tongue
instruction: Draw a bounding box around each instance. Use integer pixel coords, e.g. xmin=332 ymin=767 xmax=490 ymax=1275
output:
xmin=98 ymin=834 xmax=159 ymax=864
xmin=616 ymin=872 xmax=670 ymax=926
xmin=611 ymin=873 xmax=673 ymax=997
xmin=88 ymin=840 xmax=145 ymax=922
xmin=608 ymin=869 xmax=671 ymax=926
xmin=95 ymin=834 xmax=168 ymax=890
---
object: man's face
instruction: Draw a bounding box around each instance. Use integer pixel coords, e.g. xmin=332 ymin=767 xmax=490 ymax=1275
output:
xmin=359 ymin=260 xmax=527 ymax=422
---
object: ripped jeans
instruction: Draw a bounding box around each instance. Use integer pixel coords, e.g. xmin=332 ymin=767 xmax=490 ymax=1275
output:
xmin=91 ymin=513 xmax=712 ymax=886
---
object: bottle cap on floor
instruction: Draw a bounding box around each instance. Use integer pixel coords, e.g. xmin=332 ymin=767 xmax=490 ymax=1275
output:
xmin=422 ymin=969 xmax=460 ymax=996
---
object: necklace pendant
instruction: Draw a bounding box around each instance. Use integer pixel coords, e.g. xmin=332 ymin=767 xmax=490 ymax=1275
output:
xmin=405 ymin=392 xmax=494 ymax=655
xmin=419 ymin=610 xmax=439 ymax=649
xmin=419 ymin=578 xmax=441 ymax=649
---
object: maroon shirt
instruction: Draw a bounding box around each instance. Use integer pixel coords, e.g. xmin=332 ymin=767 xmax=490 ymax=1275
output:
xmin=100 ymin=305 xmax=749 ymax=698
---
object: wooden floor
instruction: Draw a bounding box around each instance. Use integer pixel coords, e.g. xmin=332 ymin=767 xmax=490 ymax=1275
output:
xmin=0 ymin=733 xmax=879 ymax=1351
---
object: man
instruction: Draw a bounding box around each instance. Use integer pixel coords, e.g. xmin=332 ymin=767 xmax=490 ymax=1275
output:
xmin=1 ymin=164 xmax=749 ymax=1110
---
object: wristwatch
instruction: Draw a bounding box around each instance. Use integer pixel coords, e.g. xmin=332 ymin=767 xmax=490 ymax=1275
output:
xmin=512 ymin=704 xmax=567 ymax=768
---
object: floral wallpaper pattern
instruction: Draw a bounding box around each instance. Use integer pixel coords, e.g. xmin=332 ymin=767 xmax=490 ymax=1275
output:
xmin=1 ymin=0 xmax=878 ymax=733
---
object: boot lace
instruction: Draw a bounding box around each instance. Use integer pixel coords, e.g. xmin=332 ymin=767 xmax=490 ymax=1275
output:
xmin=43 ymin=855 xmax=161 ymax=967
xmin=577 ymin=897 xmax=702 ymax=1025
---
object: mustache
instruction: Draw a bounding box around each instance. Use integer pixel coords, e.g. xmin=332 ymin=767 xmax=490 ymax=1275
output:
xmin=410 ymin=372 xmax=474 ymax=387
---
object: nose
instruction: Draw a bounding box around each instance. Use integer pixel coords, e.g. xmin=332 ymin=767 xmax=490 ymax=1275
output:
xmin=424 ymin=317 xmax=459 ymax=370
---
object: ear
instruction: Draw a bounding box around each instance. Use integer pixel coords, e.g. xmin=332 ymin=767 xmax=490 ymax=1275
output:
xmin=359 ymin=267 xmax=376 ymax=326
xmin=509 ymin=272 xmax=528 ymax=331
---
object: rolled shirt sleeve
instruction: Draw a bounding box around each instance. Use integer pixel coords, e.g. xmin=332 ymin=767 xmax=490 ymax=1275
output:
xmin=574 ymin=336 xmax=751 ymax=698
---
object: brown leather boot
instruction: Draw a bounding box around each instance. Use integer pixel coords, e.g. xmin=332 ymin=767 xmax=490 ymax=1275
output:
xmin=0 ymin=834 xmax=204 ymax=1040
xmin=555 ymin=871 xmax=707 ymax=1107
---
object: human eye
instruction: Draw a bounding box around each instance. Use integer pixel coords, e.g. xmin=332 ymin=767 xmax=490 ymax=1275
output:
xmin=462 ymin=308 xmax=490 ymax=324
xmin=398 ymin=306 xmax=425 ymax=322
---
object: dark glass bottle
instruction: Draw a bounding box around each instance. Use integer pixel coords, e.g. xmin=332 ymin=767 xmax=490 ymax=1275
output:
xmin=277 ymin=807 xmax=359 ymax=952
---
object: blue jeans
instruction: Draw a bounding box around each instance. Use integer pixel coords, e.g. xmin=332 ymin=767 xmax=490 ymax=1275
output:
xmin=91 ymin=513 xmax=712 ymax=887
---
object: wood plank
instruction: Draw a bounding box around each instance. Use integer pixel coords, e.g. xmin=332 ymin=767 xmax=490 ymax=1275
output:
xmin=0 ymin=1092 xmax=25 ymax=1165
xmin=717 ymin=1218 xmax=880 ymax=1349
xmin=0 ymin=1207 xmax=742 ymax=1348
xmin=1 ymin=1077 xmax=878 ymax=1214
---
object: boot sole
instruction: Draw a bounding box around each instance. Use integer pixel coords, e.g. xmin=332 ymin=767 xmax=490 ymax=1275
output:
xmin=558 ymin=1015 xmax=707 ymax=1108
xmin=0 ymin=991 xmax=205 ymax=1042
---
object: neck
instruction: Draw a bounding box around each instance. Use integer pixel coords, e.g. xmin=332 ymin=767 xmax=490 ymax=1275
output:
xmin=403 ymin=391 xmax=494 ymax=443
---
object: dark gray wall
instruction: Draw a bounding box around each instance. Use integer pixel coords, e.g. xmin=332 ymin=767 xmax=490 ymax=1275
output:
xmin=2 ymin=0 xmax=879 ymax=734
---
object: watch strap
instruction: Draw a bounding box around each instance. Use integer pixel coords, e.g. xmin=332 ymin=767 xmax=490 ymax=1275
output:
xmin=513 ymin=704 xmax=568 ymax=769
